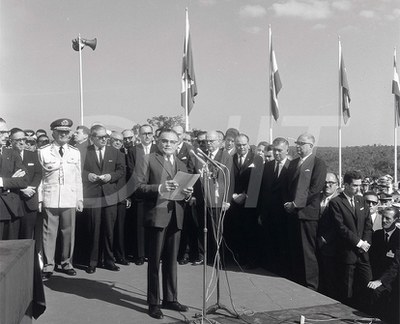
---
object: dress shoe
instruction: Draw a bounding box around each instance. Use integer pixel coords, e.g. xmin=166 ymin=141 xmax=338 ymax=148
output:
xmin=86 ymin=266 xmax=96 ymax=274
xmin=61 ymin=268 xmax=77 ymax=276
xmin=104 ymin=263 xmax=120 ymax=271
xmin=191 ymin=258 xmax=204 ymax=266
xmin=135 ymin=257 xmax=145 ymax=265
xmin=148 ymin=305 xmax=163 ymax=319
xmin=41 ymin=271 xmax=53 ymax=280
xmin=161 ymin=301 xmax=189 ymax=312
xmin=115 ymin=258 xmax=130 ymax=265
xmin=178 ymin=257 xmax=189 ymax=265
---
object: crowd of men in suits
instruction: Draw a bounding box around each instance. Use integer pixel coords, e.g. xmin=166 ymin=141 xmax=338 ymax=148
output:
xmin=0 ymin=116 xmax=398 ymax=322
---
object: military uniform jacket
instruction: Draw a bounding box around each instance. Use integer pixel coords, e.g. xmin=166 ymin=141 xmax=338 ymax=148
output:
xmin=38 ymin=143 xmax=83 ymax=208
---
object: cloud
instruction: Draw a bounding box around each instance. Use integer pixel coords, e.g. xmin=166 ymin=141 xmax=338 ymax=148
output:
xmin=312 ymin=23 xmax=326 ymax=30
xmin=239 ymin=5 xmax=267 ymax=18
xmin=243 ymin=26 xmax=262 ymax=34
xmin=385 ymin=8 xmax=400 ymax=20
xmin=198 ymin=0 xmax=216 ymax=6
xmin=331 ymin=0 xmax=352 ymax=11
xmin=271 ymin=0 xmax=332 ymax=20
xmin=359 ymin=10 xmax=375 ymax=18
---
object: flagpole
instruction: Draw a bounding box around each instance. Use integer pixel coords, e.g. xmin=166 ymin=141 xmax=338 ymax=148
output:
xmin=78 ymin=34 xmax=84 ymax=125
xmin=338 ymin=37 xmax=342 ymax=187
xmin=184 ymin=9 xmax=190 ymax=132
xmin=268 ymin=25 xmax=273 ymax=142
xmin=394 ymin=47 xmax=398 ymax=189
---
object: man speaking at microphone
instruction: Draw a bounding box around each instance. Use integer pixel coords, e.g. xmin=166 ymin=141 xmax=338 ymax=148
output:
xmin=134 ymin=128 xmax=193 ymax=320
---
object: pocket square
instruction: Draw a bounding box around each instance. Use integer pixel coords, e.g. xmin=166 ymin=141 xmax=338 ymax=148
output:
xmin=305 ymin=169 xmax=311 ymax=172
xmin=28 ymin=163 xmax=34 ymax=166
xmin=248 ymin=163 xmax=255 ymax=168
xmin=108 ymin=160 xmax=113 ymax=162
xmin=360 ymin=207 xmax=364 ymax=211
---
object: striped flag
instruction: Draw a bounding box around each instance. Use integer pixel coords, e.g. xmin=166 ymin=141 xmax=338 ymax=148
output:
xmin=339 ymin=42 xmax=351 ymax=124
xmin=392 ymin=48 xmax=400 ymax=126
xmin=181 ymin=9 xmax=197 ymax=114
xmin=270 ymin=36 xmax=282 ymax=121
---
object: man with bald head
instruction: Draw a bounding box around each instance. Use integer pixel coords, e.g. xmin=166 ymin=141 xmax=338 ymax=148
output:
xmin=284 ymin=133 xmax=327 ymax=290
xmin=194 ymin=130 xmax=234 ymax=261
xmin=318 ymin=172 xmax=340 ymax=298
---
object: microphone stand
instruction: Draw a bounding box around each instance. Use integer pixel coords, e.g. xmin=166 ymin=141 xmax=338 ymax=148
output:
xmin=197 ymin=151 xmax=238 ymax=319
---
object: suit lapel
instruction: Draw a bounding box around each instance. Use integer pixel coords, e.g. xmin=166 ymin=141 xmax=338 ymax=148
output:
xmin=340 ymin=193 xmax=355 ymax=217
xmin=155 ymin=153 xmax=174 ymax=179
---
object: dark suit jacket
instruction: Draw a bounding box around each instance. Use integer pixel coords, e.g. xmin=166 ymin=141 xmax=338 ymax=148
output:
xmin=126 ymin=143 xmax=158 ymax=177
xmin=83 ymin=145 xmax=125 ymax=206
xmin=134 ymin=151 xmax=188 ymax=229
xmin=20 ymin=149 xmax=42 ymax=211
xmin=0 ymin=148 xmax=28 ymax=220
xmin=328 ymin=193 xmax=373 ymax=264
xmin=176 ymin=142 xmax=194 ymax=174
xmin=317 ymin=191 xmax=339 ymax=256
xmin=192 ymin=148 xmax=234 ymax=208
xmin=231 ymin=151 xmax=264 ymax=209
xmin=75 ymin=140 xmax=90 ymax=169
xmin=258 ymin=158 xmax=290 ymax=221
xmin=286 ymin=155 xmax=327 ymax=220
xmin=380 ymin=247 xmax=399 ymax=290
xmin=370 ymin=228 xmax=400 ymax=280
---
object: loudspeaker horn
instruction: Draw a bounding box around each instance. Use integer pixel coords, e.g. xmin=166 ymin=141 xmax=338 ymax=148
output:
xmin=72 ymin=38 xmax=97 ymax=51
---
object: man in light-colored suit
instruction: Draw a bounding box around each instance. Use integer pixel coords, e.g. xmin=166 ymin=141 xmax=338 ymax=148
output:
xmin=38 ymin=118 xmax=83 ymax=279
xmin=284 ymin=133 xmax=327 ymax=290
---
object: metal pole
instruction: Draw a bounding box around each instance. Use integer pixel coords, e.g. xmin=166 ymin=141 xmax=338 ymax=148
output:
xmin=338 ymin=37 xmax=342 ymax=187
xmin=78 ymin=34 xmax=84 ymax=125
xmin=394 ymin=48 xmax=398 ymax=190
xmin=269 ymin=25 xmax=273 ymax=143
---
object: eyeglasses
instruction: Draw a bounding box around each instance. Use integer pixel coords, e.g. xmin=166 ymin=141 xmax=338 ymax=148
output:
xmin=325 ymin=181 xmax=337 ymax=185
xmin=94 ymin=136 xmax=108 ymax=140
xmin=366 ymin=200 xmax=378 ymax=206
xmin=123 ymin=136 xmax=133 ymax=141
xmin=141 ymin=132 xmax=153 ymax=136
xmin=12 ymin=138 xmax=26 ymax=142
xmin=160 ymin=139 xmax=177 ymax=145
xmin=198 ymin=140 xmax=206 ymax=144
xmin=206 ymin=139 xmax=218 ymax=143
xmin=295 ymin=141 xmax=312 ymax=146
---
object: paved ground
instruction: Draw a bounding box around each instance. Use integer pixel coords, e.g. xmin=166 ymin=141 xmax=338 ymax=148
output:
xmin=34 ymin=260 xmax=372 ymax=324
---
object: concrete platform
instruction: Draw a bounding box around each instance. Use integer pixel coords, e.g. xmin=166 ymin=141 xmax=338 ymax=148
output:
xmin=35 ymin=262 xmax=380 ymax=324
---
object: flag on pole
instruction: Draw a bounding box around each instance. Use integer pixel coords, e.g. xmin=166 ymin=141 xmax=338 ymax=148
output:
xmin=269 ymin=34 xmax=282 ymax=121
xmin=392 ymin=48 xmax=400 ymax=126
xmin=339 ymin=43 xmax=351 ymax=124
xmin=181 ymin=9 xmax=197 ymax=114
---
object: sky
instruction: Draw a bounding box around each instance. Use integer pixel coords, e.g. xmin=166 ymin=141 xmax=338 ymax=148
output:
xmin=1 ymin=0 xmax=400 ymax=147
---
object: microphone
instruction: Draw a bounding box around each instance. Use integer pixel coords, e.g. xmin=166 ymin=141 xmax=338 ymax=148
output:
xmin=196 ymin=148 xmax=220 ymax=169
xmin=189 ymin=149 xmax=206 ymax=165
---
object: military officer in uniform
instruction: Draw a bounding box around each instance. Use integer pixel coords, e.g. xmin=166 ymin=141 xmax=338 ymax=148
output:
xmin=38 ymin=118 xmax=83 ymax=279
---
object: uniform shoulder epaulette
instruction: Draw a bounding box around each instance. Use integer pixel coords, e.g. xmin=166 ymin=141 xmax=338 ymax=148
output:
xmin=68 ymin=144 xmax=78 ymax=150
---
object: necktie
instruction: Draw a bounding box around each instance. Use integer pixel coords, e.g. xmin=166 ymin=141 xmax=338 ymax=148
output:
xmin=98 ymin=148 xmax=103 ymax=166
xmin=59 ymin=146 xmax=64 ymax=157
xmin=350 ymin=197 xmax=355 ymax=210
xmin=385 ymin=232 xmax=389 ymax=243
xmin=274 ymin=161 xmax=279 ymax=179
